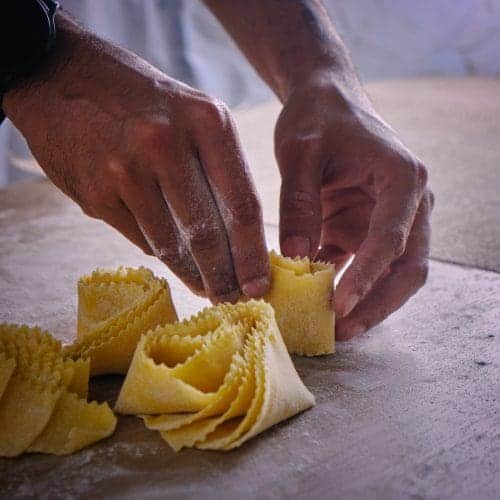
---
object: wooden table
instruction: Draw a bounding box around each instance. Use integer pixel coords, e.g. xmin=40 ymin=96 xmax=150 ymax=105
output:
xmin=1 ymin=77 xmax=499 ymax=499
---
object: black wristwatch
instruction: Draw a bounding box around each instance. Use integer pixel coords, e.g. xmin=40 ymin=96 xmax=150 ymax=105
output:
xmin=0 ymin=0 xmax=60 ymax=123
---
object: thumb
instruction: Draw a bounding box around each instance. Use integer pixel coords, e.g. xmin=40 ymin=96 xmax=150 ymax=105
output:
xmin=278 ymin=145 xmax=322 ymax=259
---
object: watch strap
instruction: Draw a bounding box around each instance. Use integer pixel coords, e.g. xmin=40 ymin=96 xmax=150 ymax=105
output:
xmin=0 ymin=0 xmax=60 ymax=123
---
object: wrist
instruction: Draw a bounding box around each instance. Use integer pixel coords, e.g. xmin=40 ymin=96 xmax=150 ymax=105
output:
xmin=284 ymin=63 xmax=373 ymax=114
xmin=3 ymin=11 xmax=81 ymax=124
xmin=276 ymin=36 xmax=359 ymax=101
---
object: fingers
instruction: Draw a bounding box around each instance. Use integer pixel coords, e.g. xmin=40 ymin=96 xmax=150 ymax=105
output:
xmin=119 ymin=174 xmax=205 ymax=295
xmin=316 ymin=187 xmax=372 ymax=269
xmin=335 ymin=161 xmax=427 ymax=317
xmin=316 ymin=245 xmax=351 ymax=271
xmin=336 ymin=190 xmax=432 ymax=340
xmin=192 ymin=100 xmax=270 ymax=299
xmin=319 ymin=206 xmax=369 ymax=259
xmin=90 ymin=196 xmax=154 ymax=256
xmin=276 ymin=136 xmax=323 ymax=259
xmin=158 ymin=150 xmax=240 ymax=304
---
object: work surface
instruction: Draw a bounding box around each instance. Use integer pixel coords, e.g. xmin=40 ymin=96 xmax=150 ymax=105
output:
xmin=1 ymin=77 xmax=499 ymax=500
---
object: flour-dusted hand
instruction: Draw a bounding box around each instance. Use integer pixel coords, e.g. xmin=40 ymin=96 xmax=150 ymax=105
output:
xmin=275 ymin=71 xmax=433 ymax=339
xmin=202 ymin=0 xmax=433 ymax=338
xmin=3 ymin=13 xmax=269 ymax=304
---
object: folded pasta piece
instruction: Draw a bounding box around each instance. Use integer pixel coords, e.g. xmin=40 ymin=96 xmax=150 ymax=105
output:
xmin=64 ymin=357 xmax=91 ymax=398
xmin=160 ymin=342 xmax=259 ymax=451
xmin=28 ymin=392 xmax=116 ymax=455
xmin=264 ymin=251 xmax=335 ymax=356
xmin=116 ymin=300 xmax=315 ymax=451
xmin=0 ymin=325 xmax=67 ymax=457
xmin=115 ymin=309 xmax=241 ymax=415
xmin=143 ymin=344 xmax=251 ymax=451
xmin=0 ymin=324 xmax=116 ymax=457
xmin=65 ymin=267 xmax=178 ymax=375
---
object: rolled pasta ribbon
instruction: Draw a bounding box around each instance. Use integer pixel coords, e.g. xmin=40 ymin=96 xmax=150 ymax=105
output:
xmin=265 ymin=251 xmax=335 ymax=356
xmin=65 ymin=267 xmax=178 ymax=375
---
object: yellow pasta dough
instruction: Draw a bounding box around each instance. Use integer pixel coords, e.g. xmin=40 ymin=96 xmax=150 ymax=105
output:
xmin=0 ymin=324 xmax=116 ymax=457
xmin=1 ymin=258 xmax=331 ymax=456
xmin=115 ymin=300 xmax=315 ymax=451
xmin=264 ymin=251 xmax=335 ymax=356
xmin=28 ymin=392 xmax=116 ymax=456
xmin=65 ymin=267 xmax=178 ymax=375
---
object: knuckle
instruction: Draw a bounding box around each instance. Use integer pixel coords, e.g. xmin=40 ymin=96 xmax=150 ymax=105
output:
xmin=127 ymin=117 xmax=173 ymax=155
xmin=275 ymin=133 xmax=322 ymax=166
xmin=415 ymin=162 xmax=428 ymax=189
xmin=388 ymin=158 xmax=428 ymax=197
xmin=107 ymin=161 xmax=135 ymax=189
xmin=383 ymin=226 xmax=407 ymax=258
xmin=194 ymin=96 xmax=231 ymax=128
xmin=228 ymin=193 xmax=262 ymax=227
xmin=397 ymin=259 xmax=429 ymax=289
xmin=281 ymin=190 xmax=318 ymax=219
xmin=188 ymin=223 xmax=224 ymax=254
xmin=401 ymin=159 xmax=428 ymax=192
xmin=408 ymin=161 xmax=429 ymax=197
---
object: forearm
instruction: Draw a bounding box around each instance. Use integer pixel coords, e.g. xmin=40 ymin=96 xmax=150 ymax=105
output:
xmin=203 ymin=0 xmax=360 ymax=102
xmin=4 ymin=11 xmax=165 ymax=132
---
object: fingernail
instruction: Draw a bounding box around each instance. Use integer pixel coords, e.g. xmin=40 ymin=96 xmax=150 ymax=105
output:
xmin=338 ymin=294 xmax=358 ymax=318
xmin=282 ymin=236 xmax=310 ymax=258
xmin=242 ymin=276 xmax=270 ymax=298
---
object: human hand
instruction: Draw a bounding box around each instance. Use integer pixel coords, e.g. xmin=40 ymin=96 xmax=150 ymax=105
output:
xmin=275 ymin=71 xmax=433 ymax=339
xmin=3 ymin=14 xmax=269 ymax=304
